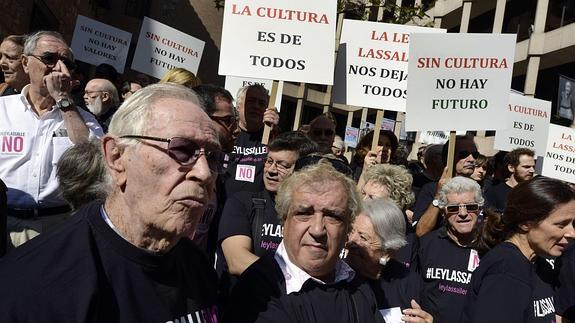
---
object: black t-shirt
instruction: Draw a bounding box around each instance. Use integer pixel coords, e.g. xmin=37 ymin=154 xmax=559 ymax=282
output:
xmin=218 ymin=190 xmax=283 ymax=257
xmin=412 ymin=181 xmax=437 ymax=224
xmin=395 ymin=227 xmax=419 ymax=270
xmin=222 ymin=130 xmax=268 ymax=195
xmin=369 ymin=258 xmax=423 ymax=315
xmin=461 ymin=242 xmax=556 ymax=323
xmin=0 ymin=201 xmax=219 ymax=323
xmin=416 ymin=227 xmax=479 ymax=323
xmin=484 ymin=182 xmax=512 ymax=213
xmin=555 ymin=242 xmax=575 ymax=320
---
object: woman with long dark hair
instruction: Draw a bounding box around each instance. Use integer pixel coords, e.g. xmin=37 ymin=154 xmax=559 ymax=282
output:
xmin=461 ymin=176 xmax=575 ymax=323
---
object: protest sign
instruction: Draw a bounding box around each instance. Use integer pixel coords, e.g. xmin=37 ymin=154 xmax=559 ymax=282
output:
xmin=131 ymin=17 xmax=205 ymax=79
xmin=494 ymin=92 xmax=551 ymax=156
xmin=345 ymin=126 xmax=359 ymax=148
xmin=70 ymin=15 xmax=132 ymax=73
xmin=224 ymin=76 xmax=284 ymax=111
xmin=405 ymin=33 xmax=516 ymax=131
xmin=541 ymin=124 xmax=575 ymax=183
xmin=219 ymin=0 xmax=337 ymax=84
xmin=225 ymin=76 xmax=274 ymax=99
xmin=332 ymin=20 xmax=444 ymax=111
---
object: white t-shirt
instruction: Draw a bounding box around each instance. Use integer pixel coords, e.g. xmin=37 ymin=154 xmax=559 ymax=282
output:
xmin=0 ymin=85 xmax=104 ymax=208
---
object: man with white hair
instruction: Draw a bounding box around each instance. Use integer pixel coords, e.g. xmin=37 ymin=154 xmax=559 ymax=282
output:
xmin=0 ymin=30 xmax=102 ymax=250
xmin=0 ymin=83 xmax=220 ymax=322
xmin=84 ymin=78 xmax=120 ymax=132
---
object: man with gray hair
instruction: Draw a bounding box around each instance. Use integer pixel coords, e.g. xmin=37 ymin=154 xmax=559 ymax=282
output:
xmin=84 ymin=78 xmax=120 ymax=132
xmin=0 ymin=30 xmax=102 ymax=250
xmin=224 ymin=162 xmax=384 ymax=323
xmin=416 ymin=176 xmax=483 ymax=323
xmin=0 ymin=83 xmax=219 ymax=322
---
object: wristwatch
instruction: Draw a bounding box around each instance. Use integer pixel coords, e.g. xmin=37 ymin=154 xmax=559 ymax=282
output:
xmin=432 ymin=199 xmax=440 ymax=207
xmin=55 ymin=97 xmax=74 ymax=111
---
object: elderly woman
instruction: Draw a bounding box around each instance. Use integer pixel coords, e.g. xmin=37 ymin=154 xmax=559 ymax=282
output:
xmin=358 ymin=164 xmax=417 ymax=268
xmin=0 ymin=35 xmax=29 ymax=95
xmin=417 ymin=177 xmax=483 ymax=323
xmin=461 ymin=176 xmax=575 ymax=323
xmin=346 ymin=198 xmax=433 ymax=323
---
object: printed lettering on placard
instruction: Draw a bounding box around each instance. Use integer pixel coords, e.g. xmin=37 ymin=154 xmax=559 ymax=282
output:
xmin=235 ymin=164 xmax=256 ymax=182
xmin=0 ymin=132 xmax=26 ymax=155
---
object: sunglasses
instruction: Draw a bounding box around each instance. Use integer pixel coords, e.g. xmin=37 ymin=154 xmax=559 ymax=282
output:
xmin=311 ymin=128 xmax=335 ymax=137
xmin=457 ymin=150 xmax=480 ymax=160
xmin=29 ymin=52 xmax=76 ymax=70
xmin=444 ymin=203 xmax=482 ymax=214
xmin=119 ymin=135 xmax=223 ymax=173
xmin=210 ymin=115 xmax=238 ymax=131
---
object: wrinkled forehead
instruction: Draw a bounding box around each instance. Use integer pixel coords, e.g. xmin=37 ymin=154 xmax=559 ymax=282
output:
xmin=147 ymin=98 xmax=218 ymax=145
xmin=35 ymin=36 xmax=70 ymax=55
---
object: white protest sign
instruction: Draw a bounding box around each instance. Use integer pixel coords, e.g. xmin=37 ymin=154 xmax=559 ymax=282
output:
xmin=541 ymin=124 xmax=575 ymax=183
xmin=333 ymin=20 xmax=444 ymax=111
xmin=70 ymin=15 xmax=131 ymax=73
xmin=418 ymin=130 xmax=467 ymax=144
xmin=224 ymin=76 xmax=284 ymax=111
xmin=494 ymin=93 xmax=551 ymax=156
xmin=405 ymin=33 xmax=516 ymax=131
xmin=225 ymin=76 xmax=273 ymax=99
xmin=131 ymin=17 xmax=205 ymax=79
xmin=345 ymin=126 xmax=359 ymax=148
xmin=219 ymin=0 xmax=337 ymax=84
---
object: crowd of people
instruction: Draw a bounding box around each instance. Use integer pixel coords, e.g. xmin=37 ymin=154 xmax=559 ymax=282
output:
xmin=0 ymin=30 xmax=574 ymax=323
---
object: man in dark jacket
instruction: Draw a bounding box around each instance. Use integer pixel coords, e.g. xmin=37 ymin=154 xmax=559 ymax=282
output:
xmin=224 ymin=162 xmax=385 ymax=323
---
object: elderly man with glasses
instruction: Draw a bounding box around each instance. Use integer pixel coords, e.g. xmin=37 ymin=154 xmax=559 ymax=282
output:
xmin=416 ymin=176 xmax=483 ymax=323
xmin=0 ymin=30 xmax=102 ymax=251
xmin=0 ymin=83 xmax=220 ymax=322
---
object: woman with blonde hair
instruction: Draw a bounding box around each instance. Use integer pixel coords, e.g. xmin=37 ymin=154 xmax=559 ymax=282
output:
xmin=159 ymin=67 xmax=201 ymax=88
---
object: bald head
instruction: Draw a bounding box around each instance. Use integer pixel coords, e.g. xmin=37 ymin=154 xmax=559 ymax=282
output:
xmin=84 ymin=78 xmax=119 ymax=117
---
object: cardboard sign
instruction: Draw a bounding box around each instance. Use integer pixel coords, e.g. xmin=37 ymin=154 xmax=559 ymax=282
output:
xmin=405 ymin=33 xmax=516 ymax=131
xmin=224 ymin=76 xmax=284 ymax=112
xmin=345 ymin=126 xmax=359 ymax=148
xmin=70 ymin=15 xmax=132 ymax=73
xmin=225 ymin=76 xmax=274 ymax=99
xmin=541 ymin=124 xmax=575 ymax=183
xmin=131 ymin=17 xmax=205 ymax=79
xmin=219 ymin=0 xmax=337 ymax=84
xmin=333 ymin=20 xmax=444 ymax=111
xmin=494 ymin=93 xmax=551 ymax=156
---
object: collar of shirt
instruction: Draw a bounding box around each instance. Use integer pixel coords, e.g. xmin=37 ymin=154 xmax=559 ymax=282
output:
xmin=274 ymin=241 xmax=356 ymax=295
xmin=19 ymin=84 xmax=33 ymax=112
xmin=99 ymin=205 xmax=155 ymax=254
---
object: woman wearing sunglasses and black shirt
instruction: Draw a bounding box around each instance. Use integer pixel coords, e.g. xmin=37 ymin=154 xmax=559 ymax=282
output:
xmin=461 ymin=176 xmax=575 ymax=323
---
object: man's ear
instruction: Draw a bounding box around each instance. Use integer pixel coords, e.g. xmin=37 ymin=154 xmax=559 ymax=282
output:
xmin=101 ymin=92 xmax=110 ymax=103
xmin=508 ymin=164 xmax=515 ymax=175
xmin=102 ymin=136 xmax=127 ymax=188
xmin=21 ymin=55 xmax=29 ymax=74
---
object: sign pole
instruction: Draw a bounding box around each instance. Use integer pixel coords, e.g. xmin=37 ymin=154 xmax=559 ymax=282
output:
xmin=446 ymin=131 xmax=456 ymax=179
xmin=262 ymin=80 xmax=279 ymax=145
xmin=371 ymin=110 xmax=385 ymax=151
